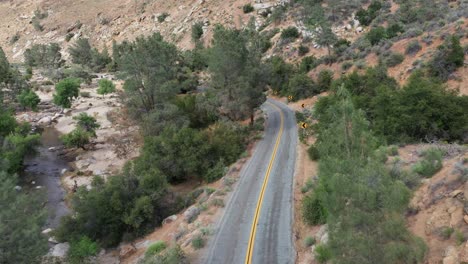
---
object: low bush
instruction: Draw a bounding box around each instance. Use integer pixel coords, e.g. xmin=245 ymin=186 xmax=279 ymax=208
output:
xmin=97 ymin=79 xmax=116 ymax=97
xmin=307 ymin=145 xmax=320 ymax=161
xmin=367 ymin=27 xmax=387 ymax=45
xmin=341 ymin=61 xmax=353 ymax=70
xmin=455 ymin=230 xmax=465 ymax=245
xmin=315 ymin=244 xmax=332 ymax=263
xmin=61 ymin=128 xmax=91 ymax=149
xmin=32 ymin=19 xmax=43 ymax=31
xmin=405 ymin=40 xmax=422 ymax=55
xmin=68 ymin=236 xmax=98 ymax=264
xmin=302 ymin=193 xmax=327 ymax=225
xmin=191 ymin=235 xmax=205 ymax=249
xmin=304 ymin=236 xmax=315 ymax=247
xmin=412 ymin=148 xmax=443 ymax=177
xmin=382 ymin=52 xmax=405 ymax=67
xmin=17 ymin=89 xmax=40 ymax=111
xmin=298 ymin=45 xmax=309 ymax=56
xmin=242 ymin=4 xmax=254 ymax=13
xmin=281 ymin=27 xmax=300 ymax=39
xmin=145 ymin=241 xmax=167 ymax=257
xmin=191 ymin=22 xmax=204 ymax=42
xmin=439 ymin=226 xmax=454 ymax=240
xmin=157 ymin=13 xmax=169 ymax=23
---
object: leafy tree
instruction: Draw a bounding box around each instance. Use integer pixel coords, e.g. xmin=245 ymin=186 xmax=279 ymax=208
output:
xmin=309 ymin=86 xmax=427 ymax=263
xmin=0 ymin=111 xmax=17 ymax=137
xmin=316 ymin=25 xmax=338 ymax=59
xmin=429 ymin=35 xmax=465 ymax=81
xmin=1 ymin=132 xmax=40 ymax=174
xmin=267 ymin=56 xmax=294 ymax=94
xmin=316 ymin=69 xmax=333 ymax=92
xmin=280 ymin=27 xmax=300 ymax=39
xmin=69 ymin=38 xmax=93 ymax=66
xmin=90 ymin=47 xmax=112 ymax=72
xmin=0 ymin=172 xmax=47 ymax=264
xmin=73 ymin=113 xmax=100 ymax=136
xmin=24 ymin=43 xmax=64 ymax=69
xmin=208 ymin=25 xmax=267 ymax=124
xmin=116 ymin=33 xmax=180 ymax=115
xmin=97 ymin=79 xmax=116 ymax=97
xmin=288 ymin=73 xmax=315 ymax=100
xmin=53 ymin=78 xmax=80 ymax=108
xmin=61 ymin=128 xmax=91 ymax=149
xmin=17 ymin=89 xmax=40 ymax=111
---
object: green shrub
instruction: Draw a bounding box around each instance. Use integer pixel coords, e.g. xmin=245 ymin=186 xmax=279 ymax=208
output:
xmin=302 ymin=193 xmax=327 ymax=225
xmin=33 ymin=9 xmax=48 ymax=20
xmin=383 ymin=52 xmax=405 ymax=67
xmin=191 ymin=235 xmax=204 ymax=249
xmin=299 ymin=55 xmax=319 ymax=73
xmin=24 ymin=43 xmax=64 ymax=69
xmin=341 ymin=61 xmax=353 ymax=70
xmin=405 ymin=40 xmax=422 ymax=55
xmin=10 ymin=32 xmax=20 ymax=44
xmin=298 ymin=45 xmax=309 ymax=56
xmin=307 ymin=145 xmax=320 ymax=161
xmin=53 ymin=78 xmax=81 ymax=108
xmin=412 ymin=148 xmax=443 ymax=177
xmin=140 ymin=246 xmax=186 ymax=264
xmin=65 ymin=33 xmax=74 ymax=42
xmin=97 ymin=79 xmax=116 ymax=96
xmin=157 ymin=13 xmax=169 ymax=23
xmin=316 ymin=69 xmax=333 ymax=92
xmin=315 ymin=244 xmax=332 ymax=263
xmin=204 ymin=159 xmax=226 ymax=183
xmin=281 ymin=27 xmax=300 ymax=39
xmin=439 ymin=226 xmax=454 ymax=240
xmin=145 ymin=241 xmax=167 ymax=257
xmin=304 ymin=236 xmax=315 ymax=247
xmin=61 ymin=128 xmax=91 ymax=149
xmin=32 ymin=19 xmax=43 ymax=31
xmin=428 ymin=35 xmax=464 ymax=81
xmin=68 ymin=236 xmax=98 ymax=264
xmin=73 ymin=113 xmax=100 ymax=136
xmin=367 ymin=27 xmax=387 ymax=45
xmin=191 ymin=22 xmax=204 ymax=42
xmin=288 ymin=73 xmax=316 ymax=100
xmin=17 ymin=89 xmax=40 ymax=111
xmin=455 ymin=230 xmax=465 ymax=245
xmin=386 ymin=23 xmax=404 ymax=38
xmin=243 ymin=4 xmax=254 ymax=13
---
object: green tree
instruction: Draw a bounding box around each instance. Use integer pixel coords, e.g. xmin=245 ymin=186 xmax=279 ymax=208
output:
xmin=309 ymin=86 xmax=427 ymax=263
xmin=53 ymin=78 xmax=80 ymax=108
xmin=68 ymin=236 xmax=99 ymax=264
xmin=24 ymin=43 xmax=64 ymax=69
xmin=316 ymin=69 xmax=333 ymax=92
xmin=429 ymin=35 xmax=465 ymax=81
xmin=367 ymin=26 xmax=387 ymax=45
xmin=61 ymin=128 xmax=91 ymax=149
xmin=97 ymin=79 xmax=116 ymax=97
xmin=191 ymin=22 xmax=204 ymax=43
xmin=73 ymin=113 xmax=100 ymax=136
xmin=0 ymin=172 xmax=47 ymax=264
xmin=288 ymin=73 xmax=315 ymax=100
xmin=17 ymin=89 xmax=40 ymax=111
xmin=116 ymin=33 xmax=180 ymax=114
xmin=208 ymin=25 xmax=267 ymax=124
xmin=69 ymin=38 xmax=93 ymax=66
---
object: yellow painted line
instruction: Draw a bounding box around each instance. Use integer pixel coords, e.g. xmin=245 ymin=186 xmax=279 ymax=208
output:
xmin=245 ymin=102 xmax=284 ymax=264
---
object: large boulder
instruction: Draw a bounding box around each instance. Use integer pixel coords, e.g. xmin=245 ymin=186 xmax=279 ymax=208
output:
xmin=49 ymin=242 xmax=70 ymax=258
xmin=38 ymin=116 xmax=52 ymax=126
xmin=183 ymin=205 xmax=200 ymax=223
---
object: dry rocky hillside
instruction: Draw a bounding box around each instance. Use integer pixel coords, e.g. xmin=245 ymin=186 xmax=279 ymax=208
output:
xmin=2 ymin=0 xmax=467 ymax=263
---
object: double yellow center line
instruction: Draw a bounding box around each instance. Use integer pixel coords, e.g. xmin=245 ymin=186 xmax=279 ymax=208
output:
xmin=245 ymin=102 xmax=284 ymax=264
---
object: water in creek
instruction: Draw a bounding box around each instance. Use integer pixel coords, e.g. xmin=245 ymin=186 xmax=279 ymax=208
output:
xmin=23 ymin=127 xmax=70 ymax=228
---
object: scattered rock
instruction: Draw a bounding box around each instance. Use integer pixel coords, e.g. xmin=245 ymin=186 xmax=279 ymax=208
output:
xmin=356 ymin=26 xmax=363 ymax=33
xmin=38 ymin=116 xmax=52 ymax=126
xmin=49 ymin=147 xmax=56 ymax=151
xmin=48 ymin=236 xmax=59 ymax=244
xmin=119 ymin=244 xmax=136 ymax=259
xmin=61 ymin=168 xmax=68 ymax=175
xmin=163 ymin=215 xmax=177 ymax=225
xmin=49 ymin=242 xmax=70 ymax=258
xmin=14 ymin=186 xmax=22 ymax=191
xmin=443 ymin=246 xmax=459 ymax=264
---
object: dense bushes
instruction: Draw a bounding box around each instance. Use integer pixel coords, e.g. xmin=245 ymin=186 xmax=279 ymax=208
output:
xmin=325 ymin=68 xmax=468 ymax=143
xmin=405 ymin=40 xmax=422 ymax=55
xmin=412 ymin=148 xmax=443 ymax=177
xmin=281 ymin=26 xmax=300 ymax=39
xmin=243 ymin=4 xmax=254 ymax=13
xmin=17 ymin=89 xmax=40 ymax=111
xmin=24 ymin=43 xmax=64 ymax=69
xmin=69 ymin=38 xmax=112 ymax=71
xmin=304 ymin=87 xmax=427 ymax=263
xmin=355 ymin=0 xmax=382 ymax=26
xmin=428 ymin=35 xmax=465 ymax=81
xmin=97 ymin=79 xmax=115 ymax=96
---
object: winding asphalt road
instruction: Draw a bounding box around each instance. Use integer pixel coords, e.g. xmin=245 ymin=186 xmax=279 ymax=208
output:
xmin=199 ymin=99 xmax=297 ymax=264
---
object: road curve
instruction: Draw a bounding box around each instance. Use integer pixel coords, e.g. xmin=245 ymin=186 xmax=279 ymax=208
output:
xmin=199 ymin=99 xmax=297 ymax=264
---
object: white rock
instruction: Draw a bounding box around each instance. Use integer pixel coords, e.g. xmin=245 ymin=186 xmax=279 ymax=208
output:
xmin=356 ymin=26 xmax=363 ymax=33
xmin=48 ymin=236 xmax=59 ymax=244
xmin=61 ymin=168 xmax=68 ymax=175
xmin=49 ymin=242 xmax=70 ymax=258
xmin=49 ymin=147 xmax=56 ymax=151
xmin=42 ymin=228 xmax=53 ymax=236
xmin=38 ymin=116 xmax=52 ymax=125
xmin=14 ymin=186 xmax=22 ymax=191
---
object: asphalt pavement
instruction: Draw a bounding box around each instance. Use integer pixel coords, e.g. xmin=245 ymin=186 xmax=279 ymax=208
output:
xmin=199 ymin=99 xmax=297 ymax=264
